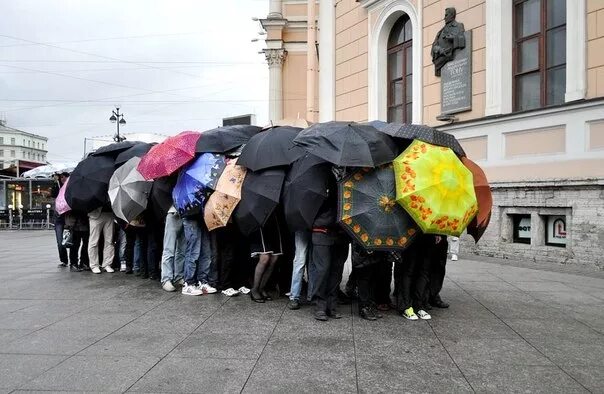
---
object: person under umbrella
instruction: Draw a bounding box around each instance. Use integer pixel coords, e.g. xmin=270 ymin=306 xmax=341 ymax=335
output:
xmin=237 ymin=126 xmax=305 ymax=172
xmin=108 ymin=157 xmax=153 ymax=223
xmin=204 ymin=158 xmax=247 ymax=231
xmin=195 ymin=125 xmax=261 ymax=153
xmin=51 ymin=172 xmax=70 ymax=268
xmin=148 ymin=175 xmax=176 ymax=224
xmin=114 ymin=143 xmax=154 ymax=168
xmin=377 ymin=123 xmax=466 ymax=157
xmin=293 ymin=121 xmax=398 ymax=168
xmin=65 ymin=155 xmax=115 ymax=213
xmin=137 ymin=131 xmax=200 ymax=180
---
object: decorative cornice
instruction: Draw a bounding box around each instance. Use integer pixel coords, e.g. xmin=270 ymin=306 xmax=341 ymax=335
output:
xmin=264 ymin=48 xmax=287 ymax=67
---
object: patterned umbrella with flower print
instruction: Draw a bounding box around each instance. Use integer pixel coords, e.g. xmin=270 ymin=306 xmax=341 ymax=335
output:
xmin=393 ymin=140 xmax=478 ymax=236
xmin=338 ymin=163 xmax=419 ymax=251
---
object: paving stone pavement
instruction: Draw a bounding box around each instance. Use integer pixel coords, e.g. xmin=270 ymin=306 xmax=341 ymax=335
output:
xmin=0 ymin=230 xmax=603 ymax=393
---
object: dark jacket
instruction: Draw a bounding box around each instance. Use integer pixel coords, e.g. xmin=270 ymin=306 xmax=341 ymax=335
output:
xmin=64 ymin=211 xmax=89 ymax=232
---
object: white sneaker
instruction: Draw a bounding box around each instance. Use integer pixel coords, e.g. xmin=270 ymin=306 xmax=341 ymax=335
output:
xmin=104 ymin=266 xmax=115 ymax=273
xmin=451 ymin=254 xmax=458 ymax=261
xmin=162 ymin=281 xmax=176 ymax=292
xmin=199 ymin=282 xmax=217 ymax=294
xmin=221 ymin=288 xmax=240 ymax=297
xmin=182 ymin=283 xmax=202 ymax=296
xmin=91 ymin=267 xmax=101 ymax=274
xmin=120 ymin=261 xmax=127 ymax=272
xmin=238 ymin=286 xmax=251 ymax=295
xmin=402 ymin=307 xmax=418 ymax=320
xmin=417 ymin=309 xmax=432 ymax=320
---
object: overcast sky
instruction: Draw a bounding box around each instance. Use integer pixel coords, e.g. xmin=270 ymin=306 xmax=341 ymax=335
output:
xmin=0 ymin=0 xmax=269 ymax=162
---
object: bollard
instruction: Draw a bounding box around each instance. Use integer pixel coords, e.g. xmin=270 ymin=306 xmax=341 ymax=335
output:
xmin=18 ymin=205 xmax=23 ymax=230
xmin=45 ymin=204 xmax=51 ymax=230
xmin=8 ymin=205 xmax=13 ymax=229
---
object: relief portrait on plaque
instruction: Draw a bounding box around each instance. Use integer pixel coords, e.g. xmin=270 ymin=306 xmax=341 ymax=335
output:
xmin=431 ymin=7 xmax=466 ymax=77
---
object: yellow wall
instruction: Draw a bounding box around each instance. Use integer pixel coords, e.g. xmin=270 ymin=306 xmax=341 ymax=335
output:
xmin=587 ymin=0 xmax=604 ymax=98
xmin=334 ymin=0 xmax=369 ymax=122
xmin=282 ymin=52 xmax=308 ymax=119
xmin=423 ymin=0 xmax=486 ymax=126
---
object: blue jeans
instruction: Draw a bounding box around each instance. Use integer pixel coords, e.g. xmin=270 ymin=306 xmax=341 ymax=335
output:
xmin=290 ymin=231 xmax=310 ymax=301
xmin=133 ymin=229 xmax=157 ymax=275
xmin=161 ymin=212 xmax=185 ymax=284
xmin=183 ymin=217 xmax=202 ymax=285
xmin=54 ymin=216 xmax=68 ymax=264
xmin=197 ymin=224 xmax=212 ymax=285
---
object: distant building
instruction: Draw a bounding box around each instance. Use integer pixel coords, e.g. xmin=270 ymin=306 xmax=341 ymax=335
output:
xmin=0 ymin=120 xmax=48 ymax=177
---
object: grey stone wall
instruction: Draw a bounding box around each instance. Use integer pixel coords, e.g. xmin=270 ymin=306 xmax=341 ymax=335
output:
xmin=460 ymin=179 xmax=604 ymax=270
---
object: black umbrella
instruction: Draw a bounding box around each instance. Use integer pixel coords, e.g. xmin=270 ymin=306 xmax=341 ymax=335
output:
xmin=65 ymin=155 xmax=115 ymax=212
xmin=149 ymin=175 xmax=176 ymax=222
xmin=293 ymin=121 xmax=399 ymax=167
xmin=234 ymin=167 xmax=286 ymax=235
xmin=378 ymin=123 xmax=466 ymax=157
xmin=282 ymin=153 xmax=330 ymax=231
xmin=91 ymin=141 xmax=139 ymax=157
xmin=196 ymin=125 xmax=262 ymax=153
xmin=338 ymin=163 xmax=419 ymax=251
xmin=237 ymin=126 xmax=305 ymax=171
xmin=115 ymin=143 xmax=154 ymax=167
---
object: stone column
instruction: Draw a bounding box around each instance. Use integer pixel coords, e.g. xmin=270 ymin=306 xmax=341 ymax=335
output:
xmin=268 ymin=0 xmax=282 ymax=19
xmin=265 ymin=48 xmax=287 ymax=122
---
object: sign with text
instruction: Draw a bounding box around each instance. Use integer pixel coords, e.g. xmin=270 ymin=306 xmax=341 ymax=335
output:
xmin=546 ymin=215 xmax=567 ymax=246
xmin=440 ymin=31 xmax=472 ymax=115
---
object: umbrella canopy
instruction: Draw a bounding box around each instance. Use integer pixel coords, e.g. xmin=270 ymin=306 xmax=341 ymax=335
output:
xmin=55 ymin=177 xmax=71 ymax=215
xmin=108 ymin=157 xmax=153 ymax=223
xmin=263 ymin=118 xmax=311 ymax=129
xmin=339 ymin=164 xmax=419 ymax=251
xmin=195 ymin=125 xmax=261 ymax=153
xmin=91 ymin=141 xmax=139 ymax=157
xmin=65 ymin=155 xmax=115 ymax=212
xmin=233 ymin=167 xmax=285 ymax=235
xmin=172 ymin=153 xmax=226 ymax=216
xmin=293 ymin=121 xmax=398 ymax=167
xmin=137 ymin=131 xmax=200 ymax=180
xmin=461 ymin=157 xmax=492 ymax=242
xmin=379 ymin=123 xmax=466 ymax=157
xmin=394 ymin=140 xmax=477 ymax=236
xmin=22 ymin=162 xmax=78 ymax=178
xmin=115 ymin=143 xmax=154 ymax=167
xmin=204 ymin=158 xmax=247 ymax=231
xmin=149 ymin=175 xmax=176 ymax=222
xmin=282 ymin=153 xmax=330 ymax=231
xmin=237 ymin=126 xmax=305 ymax=171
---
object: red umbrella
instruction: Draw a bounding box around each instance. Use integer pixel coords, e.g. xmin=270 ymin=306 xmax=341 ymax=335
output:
xmin=137 ymin=131 xmax=200 ymax=180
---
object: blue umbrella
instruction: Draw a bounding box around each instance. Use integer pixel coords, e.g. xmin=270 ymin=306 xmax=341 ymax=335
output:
xmin=172 ymin=153 xmax=226 ymax=216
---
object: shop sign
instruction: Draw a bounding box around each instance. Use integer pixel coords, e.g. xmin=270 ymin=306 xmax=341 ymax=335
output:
xmin=546 ymin=215 xmax=567 ymax=245
xmin=516 ymin=217 xmax=531 ymax=239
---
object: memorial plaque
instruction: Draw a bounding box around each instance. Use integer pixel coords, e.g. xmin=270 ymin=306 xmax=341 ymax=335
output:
xmin=441 ymin=31 xmax=472 ymax=115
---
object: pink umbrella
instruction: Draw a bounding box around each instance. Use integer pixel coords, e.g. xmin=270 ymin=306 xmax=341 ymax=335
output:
xmin=137 ymin=131 xmax=201 ymax=180
xmin=55 ymin=177 xmax=71 ymax=215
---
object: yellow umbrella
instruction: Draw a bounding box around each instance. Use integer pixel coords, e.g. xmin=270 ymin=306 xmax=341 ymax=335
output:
xmin=393 ymin=140 xmax=478 ymax=236
xmin=204 ymin=159 xmax=247 ymax=231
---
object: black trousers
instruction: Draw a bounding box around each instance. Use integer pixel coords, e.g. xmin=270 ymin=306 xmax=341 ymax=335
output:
xmin=354 ymin=263 xmax=377 ymax=310
xmin=69 ymin=230 xmax=89 ymax=267
xmin=214 ymin=225 xmax=247 ymax=290
xmin=310 ymin=234 xmax=349 ymax=313
xmin=429 ymin=238 xmax=448 ymax=302
xmin=394 ymin=237 xmax=432 ymax=311
xmin=374 ymin=261 xmax=393 ymax=305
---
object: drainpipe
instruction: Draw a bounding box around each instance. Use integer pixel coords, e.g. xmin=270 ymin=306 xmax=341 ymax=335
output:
xmin=306 ymin=0 xmax=317 ymax=122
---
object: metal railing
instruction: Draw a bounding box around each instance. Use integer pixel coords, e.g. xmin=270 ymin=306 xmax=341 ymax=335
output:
xmin=0 ymin=206 xmax=53 ymax=230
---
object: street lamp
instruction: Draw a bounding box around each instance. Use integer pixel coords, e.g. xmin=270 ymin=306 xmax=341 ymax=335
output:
xmin=109 ymin=107 xmax=127 ymax=142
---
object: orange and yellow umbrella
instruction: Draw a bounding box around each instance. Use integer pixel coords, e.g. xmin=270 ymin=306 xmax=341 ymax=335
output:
xmin=393 ymin=140 xmax=477 ymax=236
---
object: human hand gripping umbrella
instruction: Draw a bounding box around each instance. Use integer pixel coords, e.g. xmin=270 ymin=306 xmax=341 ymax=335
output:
xmin=237 ymin=126 xmax=305 ymax=171
xmin=393 ymin=140 xmax=478 ymax=237
xmin=137 ymin=131 xmax=200 ymax=180
xmin=293 ymin=121 xmax=398 ymax=167
xmin=204 ymin=158 xmax=247 ymax=231
xmin=108 ymin=157 xmax=153 ymax=223
xmin=172 ymin=153 xmax=227 ymax=216
xmin=339 ymin=164 xmax=419 ymax=251
xmin=65 ymin=155 xmax=115 ymax=213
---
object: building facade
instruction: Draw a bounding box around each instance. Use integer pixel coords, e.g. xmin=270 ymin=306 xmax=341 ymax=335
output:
xmin=0 ymin=120 xmax=48 ymax=176
xmin=259 ymin=0 xmax=604 ymax=269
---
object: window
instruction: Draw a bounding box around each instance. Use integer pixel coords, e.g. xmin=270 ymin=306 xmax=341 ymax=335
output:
xmin=0 ymin=137 xmax=3 ymax=144
xmin=10 ymin=138 xmax=15 ymax=145
xmin=512 ymin=214 xmax=531 ymax=244
xmin=543 ymin=214 xmax=566 ymax=247
xmin=513 ymin=0 xmax=566 ymax=111
xmin=387 ymin=15 xmax=413 ymax=123
xmin=27 ymin=140 xmax=30 ymax=147
xmin=0 ymin=151 xmax=3 ymax=157
xmin=23 ymin=152 xmax=26 ymax=158
xmin=10 ymin=150 xmax=15 ymax=158
xmin=27 ymin=152 xmax=30 ymax=159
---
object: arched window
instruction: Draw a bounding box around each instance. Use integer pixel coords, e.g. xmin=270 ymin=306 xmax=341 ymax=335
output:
xmin=387 ymin=15 xmax=413 ymax=123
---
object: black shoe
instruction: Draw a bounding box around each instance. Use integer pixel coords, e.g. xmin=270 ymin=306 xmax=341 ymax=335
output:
xmin=425 ymin=304 xmax=433 ymax=311
xmin=430 ymin=297 xmax=450 ymax=309
xmin=69 ymin=265 xmax=82 ymax=272
xmin=250 ymin=290 xmax=265 ymax=303
xmin=80 ymin=265 xmax=91 ymax=271
xmin=338 ymin=289 xmax=352 ymax=305
xmin=149 ymin=274 xmax=159 ymax=280
xmin=314 ymin=310 xmax=328 ymax=321
xmin=261 ymin=291 xmax=273 ymax=301
xmin=133 ymin=270 xmax=141 ymax=276
xmin=58 ymin=262 xmax=68 ymax=268
xmin=288 ymin=300 xmax=301 ymax=310
xmin=360 ymin=306 xmax=378 ymax=321
xmin=327 ymin=310 xmax=343 ymax=319
xmin=141 ymin=273 xmax=149 ymax=279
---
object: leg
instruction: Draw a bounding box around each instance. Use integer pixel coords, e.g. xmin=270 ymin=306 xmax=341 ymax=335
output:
xmin=146 ymin=230 xmax=158 ymax=278
xmin=100 ymin=214 xmax=115 ymax=269
xmin=309 ymin=240 xmax=331 ymax=315
xmin=174 ymin=219 xmax=186 ymax=283
xmin=160 ymin=213 xmax=177 ymax=284
xmin=69 ymin=232 xmax=82 ymax=267
xmin=374 ymin=260 xmax=393 ymax=306
xmin=251 ymin=254 xmax=270 ymax=301
xmin=326 ymin=242 xmax=348 ymax=315
xmin=118 ymin=228 xmax=127 ymax=270
xmin=54 ymin=218 xmax=68 ymax=265
xmin=87 ymin=216 xmax=101 ymax=269
xmin=430 ymin=238 xmax=449 ymax=307
xmin=289 ymin=231 xmax=310 ymax=301
xmin=182 ymin=218 xmax=201 ymax=286
xmin=259 ymin=254 xmax=279 ymax=299
xmin=80 ymin=231 xmax=89 ymax=268
xmin=197 ymin=223 xmax=212 ymax=285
